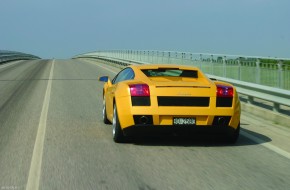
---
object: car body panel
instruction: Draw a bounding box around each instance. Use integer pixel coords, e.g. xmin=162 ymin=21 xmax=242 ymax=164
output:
xmin=99 ymin=64 xmax=241 ymax=136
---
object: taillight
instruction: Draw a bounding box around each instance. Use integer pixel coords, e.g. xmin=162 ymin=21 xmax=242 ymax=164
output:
xmin=216 ymin=85 xmax=233 ymax=97
xmin=129 ymin=84 xmax=150 ymax=96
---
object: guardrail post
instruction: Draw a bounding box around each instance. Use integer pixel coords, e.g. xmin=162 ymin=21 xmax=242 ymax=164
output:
xmin=182 ymin=52 xmax=185 ymax=65
xmin=168 ymin=52 xmax=171 ymax=64
xmin=147 ymin=51 xmax=149 ymax=63
xmin=199 ymin=54 xmax=203 ymax=68
xmin=143 ymin=51 xmax=146 ymax=62
xmin=273 ymin=103 xmax=280 ymax=112
xmin=134 ymin=50 xmax=136 ymax=61
xmin=130 ymin=50 xmax=132 ymax=60
xmin=210 ymin=55 xmax=214 ymax=74
xmin=247 ymin=96 xmax=254 ymax=104
xmin=223 ymin=56 xmax=227 ymax=77
xmin=139 ymin=51 xmax=142 ymax=61
xmin=256 ymin=59 xmax=261 ymax=84
xmin=156 ymin=51 xmax=159 ymax=63
xmin=238 ymin=57 xmax=241 ymax=80
xmin=278 ymin=60 xmax=283 ymax=88
xmin=190 ymin=53 xmax=193 ymax=66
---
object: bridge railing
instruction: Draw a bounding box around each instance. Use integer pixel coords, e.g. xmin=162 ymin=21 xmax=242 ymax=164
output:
xmin=0 ymin=50 xmax=40 ymax=64
xmin=75 ymin=50 xmax=290 ymax=116
xmin=80 ymin=50 xmax=290 ymax=90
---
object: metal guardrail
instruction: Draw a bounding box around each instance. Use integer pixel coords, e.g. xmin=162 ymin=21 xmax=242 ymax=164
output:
xmin=0 ymin=50 xmax=40 ymax=64
xmin=206 ymin=74 xmax=290 ymax=112
xmin=75 ymin=54 xmax=290 ymax=115
xmin=76 ymin=50 xmax=290 ymax=90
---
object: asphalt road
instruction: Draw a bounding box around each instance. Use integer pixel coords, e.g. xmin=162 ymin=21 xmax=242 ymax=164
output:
xmin=0 ymin=59 xmax=290 ymax=190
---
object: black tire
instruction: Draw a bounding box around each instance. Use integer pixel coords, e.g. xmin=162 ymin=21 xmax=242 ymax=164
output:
xmin=102 ymin=98 xmax=110 ymax=124
xmin=112 ymin=104 xmax=126 ymax=143
xmin=226 ymin=123 xmax=240 ymax=144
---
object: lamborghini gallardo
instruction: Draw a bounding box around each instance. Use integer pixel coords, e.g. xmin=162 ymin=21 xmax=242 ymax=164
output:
xmin=99 ymin=64 xmax=241 ymax=143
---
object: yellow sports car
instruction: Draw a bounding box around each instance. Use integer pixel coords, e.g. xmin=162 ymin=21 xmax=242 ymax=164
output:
xmin=99 ymin=64 xmax=241 ymax=143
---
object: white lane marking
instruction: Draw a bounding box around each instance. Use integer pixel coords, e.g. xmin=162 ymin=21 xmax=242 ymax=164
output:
xmin=86 ymin=60 xmax=118 ymax=74
xmin=95 ymin=63 xmax=118 ymax=74
xmin=0 ymin=60 xmax=22 ymax=70
xmin=26 ymin=60 xmax=55 ymax=190
xmin=241 ymin=130 xmax=290 ymax=160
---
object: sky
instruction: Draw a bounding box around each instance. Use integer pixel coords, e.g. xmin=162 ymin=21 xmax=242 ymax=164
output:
xmin=0 ymin=0 xmax=289 ymax=59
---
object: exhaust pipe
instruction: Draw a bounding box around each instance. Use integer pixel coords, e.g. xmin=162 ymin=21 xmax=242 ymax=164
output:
xmin=139 ymin=116 xmax=149 ymax=124
xmin=218 ymin=117 xmax=226 ymax=126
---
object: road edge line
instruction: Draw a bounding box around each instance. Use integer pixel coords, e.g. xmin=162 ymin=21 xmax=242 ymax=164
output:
xmin=26 ymin=60 xmax=55 ymax=190
xmin=241 ymin=130 xmax=290 ymax=160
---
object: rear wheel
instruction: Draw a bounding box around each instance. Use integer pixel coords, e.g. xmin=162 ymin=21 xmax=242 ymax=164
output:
xmin=226 ymin=123 xmax=240 ymax=144
xmin=102 ymin=98 xmax=110 ymax=124
xmin=112 ymin=104 xmax=126 ymax=143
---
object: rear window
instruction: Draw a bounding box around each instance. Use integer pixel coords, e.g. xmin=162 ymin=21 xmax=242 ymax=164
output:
xmin=141 ymin=68 xmax=198 ymax=78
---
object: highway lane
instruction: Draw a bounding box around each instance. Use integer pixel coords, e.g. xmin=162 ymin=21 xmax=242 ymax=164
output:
xmin=0 ymin=60 xmax=51 ymax=189
xmin=0 ymin=59 xmax=290 ymax=190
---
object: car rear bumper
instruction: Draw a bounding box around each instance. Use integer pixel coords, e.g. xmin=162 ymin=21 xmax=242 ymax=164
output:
xmin=123 ymin=124 xmax=238 ymax=137
xmin=115 ymin=95 xmax=241 ymax=130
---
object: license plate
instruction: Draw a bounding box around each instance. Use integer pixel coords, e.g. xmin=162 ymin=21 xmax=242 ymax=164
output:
xmin=173 ymin=117 xmax=196 ymax=125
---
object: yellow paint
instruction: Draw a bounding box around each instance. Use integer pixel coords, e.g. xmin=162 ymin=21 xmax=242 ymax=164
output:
xmin=99 ymin=64 xmax=241 ymax=130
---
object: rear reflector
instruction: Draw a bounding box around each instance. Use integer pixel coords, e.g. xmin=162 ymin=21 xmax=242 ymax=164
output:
xmin=129 ymin=84 xmax=150 ymax=96
xmin=216 ymin=97 xmax=233 ymax=107
xmin=216 ymin=85 xmax=233 ymax=97
xmin=131 ymin=97 xmax=151 ymax=106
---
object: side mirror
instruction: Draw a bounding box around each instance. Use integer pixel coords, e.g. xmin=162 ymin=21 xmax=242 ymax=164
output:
xmin=99 ymin=76 xmax=109 ymax=82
